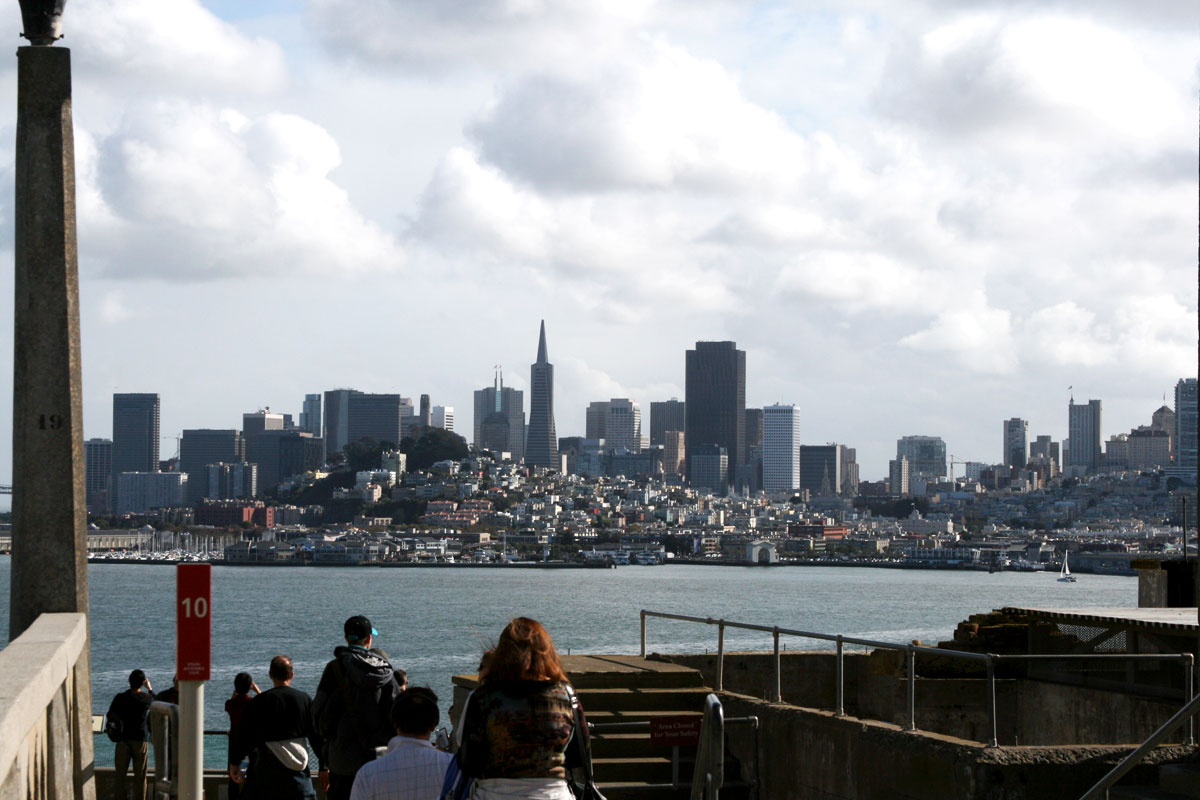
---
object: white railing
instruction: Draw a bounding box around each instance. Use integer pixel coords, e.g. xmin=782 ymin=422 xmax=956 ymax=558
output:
xmin=0 ymin=613 xmax=94 ymax=800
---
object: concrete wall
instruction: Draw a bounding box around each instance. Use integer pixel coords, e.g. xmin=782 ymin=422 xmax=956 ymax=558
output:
xmin=657 ymin=650 xmax=1185 ymax=746
xmin=717 ymin=692 xmax=1194 ymax=800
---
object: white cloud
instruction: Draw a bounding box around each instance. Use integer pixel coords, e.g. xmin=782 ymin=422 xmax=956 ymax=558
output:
xmin=78 ymin=103 xmax=403 ymax=280
xmin=900 ymin=293 xmax=1018 ymax=374
xmin=69 ymin=0 xmax=287 ymax=94
xmin=467 ymin=41 xmax=810 ymax=194
xmin=307 ymin=0 xmax=652 ymax=72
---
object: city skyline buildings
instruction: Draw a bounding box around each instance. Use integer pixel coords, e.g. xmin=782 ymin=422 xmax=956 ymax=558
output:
xmin=685 ymin=341 xmax=747 ymax=490
xmin=525 ymin=321 xmax=558 ymax=469
xmin=0 ymin=2 xmax=1192 ymax=507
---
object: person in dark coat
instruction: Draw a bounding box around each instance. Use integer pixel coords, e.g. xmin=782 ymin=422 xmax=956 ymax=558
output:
xmin=312 ymin=615 xmax=404 ymax=800
xmin=107 ymin=669 xmax=155 ymax=800
xmin=228 ymin=656 xmax=323 ymax=800
xmin=225 ymin=672 xmax=261 ymax=800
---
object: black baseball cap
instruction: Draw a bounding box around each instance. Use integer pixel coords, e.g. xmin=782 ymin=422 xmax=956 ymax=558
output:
xmin=344 ymin=615 xmax=379 ymax=643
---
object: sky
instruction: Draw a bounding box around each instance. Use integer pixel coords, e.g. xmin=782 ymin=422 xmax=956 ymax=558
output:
xmin=0 ymin=0 xmax=1196 ymax=495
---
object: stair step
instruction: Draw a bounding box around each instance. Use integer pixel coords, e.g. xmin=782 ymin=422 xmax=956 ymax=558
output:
xmin=1160 ymin=764 xmax=1200 ymax=799
xmin=597 ymin=781 xmax=752 ymax=800
xmin=592 ymin=732 xmax=695 ymax=759
xmin=1110 ymin=787 xmax=1196 ymax=799
xmin=588 ymin=710 xmax=703 ymax=725
xmin=594 ymin=756 xmax=682 ymax=783
xmin=576 ymin=687 xmax=712 ymax=712
xmin=562 ymin=655 xmax=707 ymax=689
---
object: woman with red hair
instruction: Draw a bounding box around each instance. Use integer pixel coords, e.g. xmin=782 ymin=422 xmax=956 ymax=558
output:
xmin=457 ymin=618 xmax=588 ymax=799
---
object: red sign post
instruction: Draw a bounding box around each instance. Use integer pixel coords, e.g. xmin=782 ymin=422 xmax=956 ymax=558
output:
xmin=176 ymin=564 xmax=211 ymax=681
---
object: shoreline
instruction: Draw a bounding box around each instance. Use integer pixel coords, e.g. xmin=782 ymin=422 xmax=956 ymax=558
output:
xmin=74 ymin=555 xmax=1137 ymax=576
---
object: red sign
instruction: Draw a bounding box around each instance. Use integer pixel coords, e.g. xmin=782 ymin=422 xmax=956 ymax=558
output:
xmin=176 ymin=564 xmax=211 ymax=681
xmin=650 ymin=715 xmax=702 ymax=747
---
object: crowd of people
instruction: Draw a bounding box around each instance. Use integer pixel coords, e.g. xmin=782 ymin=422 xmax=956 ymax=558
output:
xmin=105 ymin=616 xmax=598 ymax=800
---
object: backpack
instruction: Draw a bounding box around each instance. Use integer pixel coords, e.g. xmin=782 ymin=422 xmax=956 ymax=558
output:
xmin=104 ymin=710 xmax=124 ymax=743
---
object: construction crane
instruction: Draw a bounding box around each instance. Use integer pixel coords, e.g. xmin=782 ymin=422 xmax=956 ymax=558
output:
xmin=162 ymin=433 xmax=181 ymax=460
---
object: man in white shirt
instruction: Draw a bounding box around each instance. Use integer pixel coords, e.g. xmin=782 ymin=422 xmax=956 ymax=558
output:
xmin=349 ymin=687 xmax=452 ymax=800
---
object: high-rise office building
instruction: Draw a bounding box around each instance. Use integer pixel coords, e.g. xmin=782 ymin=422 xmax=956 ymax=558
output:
xmin=663 ymin=431 xmax=685 ymax=476
xmin=586 ymin=401 xmax=610 ymax=440
xmin=348 ymin=393 xmax=403 ymax=446
xmin=206 ymin=462 xmax=257 ymax=500
xmin=526 ymin=321 xmax=558 ymax=469
xmin=1067 ymin=398 xmax=1102 ymax=472
xmin=1003 ymin=418 xmax=1028 ymax=468
xmin=180 ymin=429 xmax=245 ymax=502
xmin=300 ymin=393 xmax=322 ymax=437
xmin=432 ymin=406 xmax=454 ymax=432
xmin=1030 ymin=435 xmax=1060 ymax=477
xmin=474 ymin=369 xmax=525 ymax=460
xmin=895 ymin=435 xmax=946 ymax=479
xmin=685 ymin=341 xmax=746 ymax=489
xmin=1175 ymin=379 xmax=1197 ymax=471
xmin=888 ymin=457 xmax=910 ymax=496
xmin=323 ymin=389 xmax=353 ymax=458
xmin=249 ymin=430 xmax=324 ymax=489
xmin=745 ymin=408 xmax=764 ymax=452
xmin=114 ymin=471 xmax=186 ymax=515
xmin=605 ymin=399 xmax=641 ymax=453
xmin=649 ymin=400 xmax=686 ymax=447
xmin=1151 ymin=405 xmax=1175 ymax=461
xmin=690 ymin=444 xmax=728 ymax=494
xmin=800 ymin=444 xmax=842 ymax=496
xmin=840 ymin=446 xmax=859 ymax=496
xmin=420 ymin=394 xmax=432 ymax=428
xmin=762 ymin=405 xmax=800 ymax=493
xmin=84 ymin=438 xmax=113 ymax=513
xmin=112 ymin=393 xmax=160 ymax=475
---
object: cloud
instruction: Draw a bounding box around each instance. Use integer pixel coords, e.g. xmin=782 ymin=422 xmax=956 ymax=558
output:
xmin=306 ymin=0 xmax=652 ymax=73
xmin=68 ymin=0 xmax=288 ymax=94
xmin=900 ymin=293 xmax=1018 ymax=374
xmin=98 ymin=291 xmax=131 ymax=324
xmin=77 ymin=103 xmax=403 ymax=281
xmin=466 ymin=41 xmax=809 ymax=194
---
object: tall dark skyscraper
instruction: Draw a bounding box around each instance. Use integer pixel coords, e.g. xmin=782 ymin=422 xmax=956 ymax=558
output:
xmin=473 ymin=369 xmax=525 ymax=460
xmin=112 ymin=393 xmax=160 ymax=474
xmin=685 ymin=341 xmax=746 ymax=488
xmin=1067 ymin=398 xmax=1102 ymax=473
xmin=1175 ymin=378 xmax=1197 ymax=471
xmin=650 ymin=399 xmax=686 ymax=446
xmin=180 ymin=429 xmax=245 ymax=503
xmin=526 ymin=320 xmax=558 ymax=469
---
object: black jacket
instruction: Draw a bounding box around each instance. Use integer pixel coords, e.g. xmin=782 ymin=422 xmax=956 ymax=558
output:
xmin=229 ymin=685 xmax=323 ymax=800
xmin=311 ymin=647 xmax=402 ymax=775
xmin=106 ymin=688 xmax=153 ymax=742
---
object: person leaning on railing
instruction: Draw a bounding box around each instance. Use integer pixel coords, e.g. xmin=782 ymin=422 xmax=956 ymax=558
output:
xmin=106 ymin=669 xmax=155 ymax=800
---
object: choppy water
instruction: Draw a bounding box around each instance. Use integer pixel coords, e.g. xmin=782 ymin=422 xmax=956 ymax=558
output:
xmin=0 ymin=557 xmax=1135 ymax=766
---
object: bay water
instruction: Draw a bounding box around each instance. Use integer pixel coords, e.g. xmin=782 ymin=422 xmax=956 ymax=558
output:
xmin=0 ymin=556 xmax=1135 ymax=767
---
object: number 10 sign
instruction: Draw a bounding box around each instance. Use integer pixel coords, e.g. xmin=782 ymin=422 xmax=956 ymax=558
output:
xmin=177 ymin=564 xmax=211 ymax=681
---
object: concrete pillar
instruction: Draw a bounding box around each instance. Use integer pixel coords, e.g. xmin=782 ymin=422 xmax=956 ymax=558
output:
xmin=9 ymin=45 xmax=94 ymax=800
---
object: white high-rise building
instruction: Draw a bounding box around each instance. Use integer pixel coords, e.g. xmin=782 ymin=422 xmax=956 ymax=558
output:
xmin=605 ymin=399 xmax=642 ymax=453
xmin=432 ymin=406 xmax=454 ymax=432
xmin=762 ymin=404 xmax=800 ymax=493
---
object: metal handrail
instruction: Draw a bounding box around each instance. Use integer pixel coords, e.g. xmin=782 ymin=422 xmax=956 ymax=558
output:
xmin=1080 ymin=691 xmax=1200 ymax=799
xmin=641 ymin=609 xmax=1196 ymax=748
xmin=691 ymin=694 xmax=724 ymax=800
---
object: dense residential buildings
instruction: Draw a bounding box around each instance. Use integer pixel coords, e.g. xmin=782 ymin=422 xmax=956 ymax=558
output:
xmin=526 ymin=321 xmax=558 ymax=469
xmin=474 ymin=369 xmax=525 ymax=460
xmin=1175 ymin=378 xmax=1197 ymax=471
xmin=649 ymin=400 xmax=685 ymax=447
xmin=685 ymin=341 xmax=746 ymax=490
xmin=1068 ymin=398 xmax=1103 ymax=473
xmin=1003 ymin=418 xmax=1028 ymax=468
xmin=762 ymin=404 xmax=800 ymax=493
xmin=895 ymin=435 xmax=946 ymax=480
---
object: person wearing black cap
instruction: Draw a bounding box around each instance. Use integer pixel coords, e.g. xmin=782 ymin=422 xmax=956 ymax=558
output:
xmin=313 ymin=615 xmax=405 ymax=800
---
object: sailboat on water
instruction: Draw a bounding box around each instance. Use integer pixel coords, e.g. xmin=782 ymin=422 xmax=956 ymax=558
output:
xmin=1058 ymin=551 xmax=1077 ymax=583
